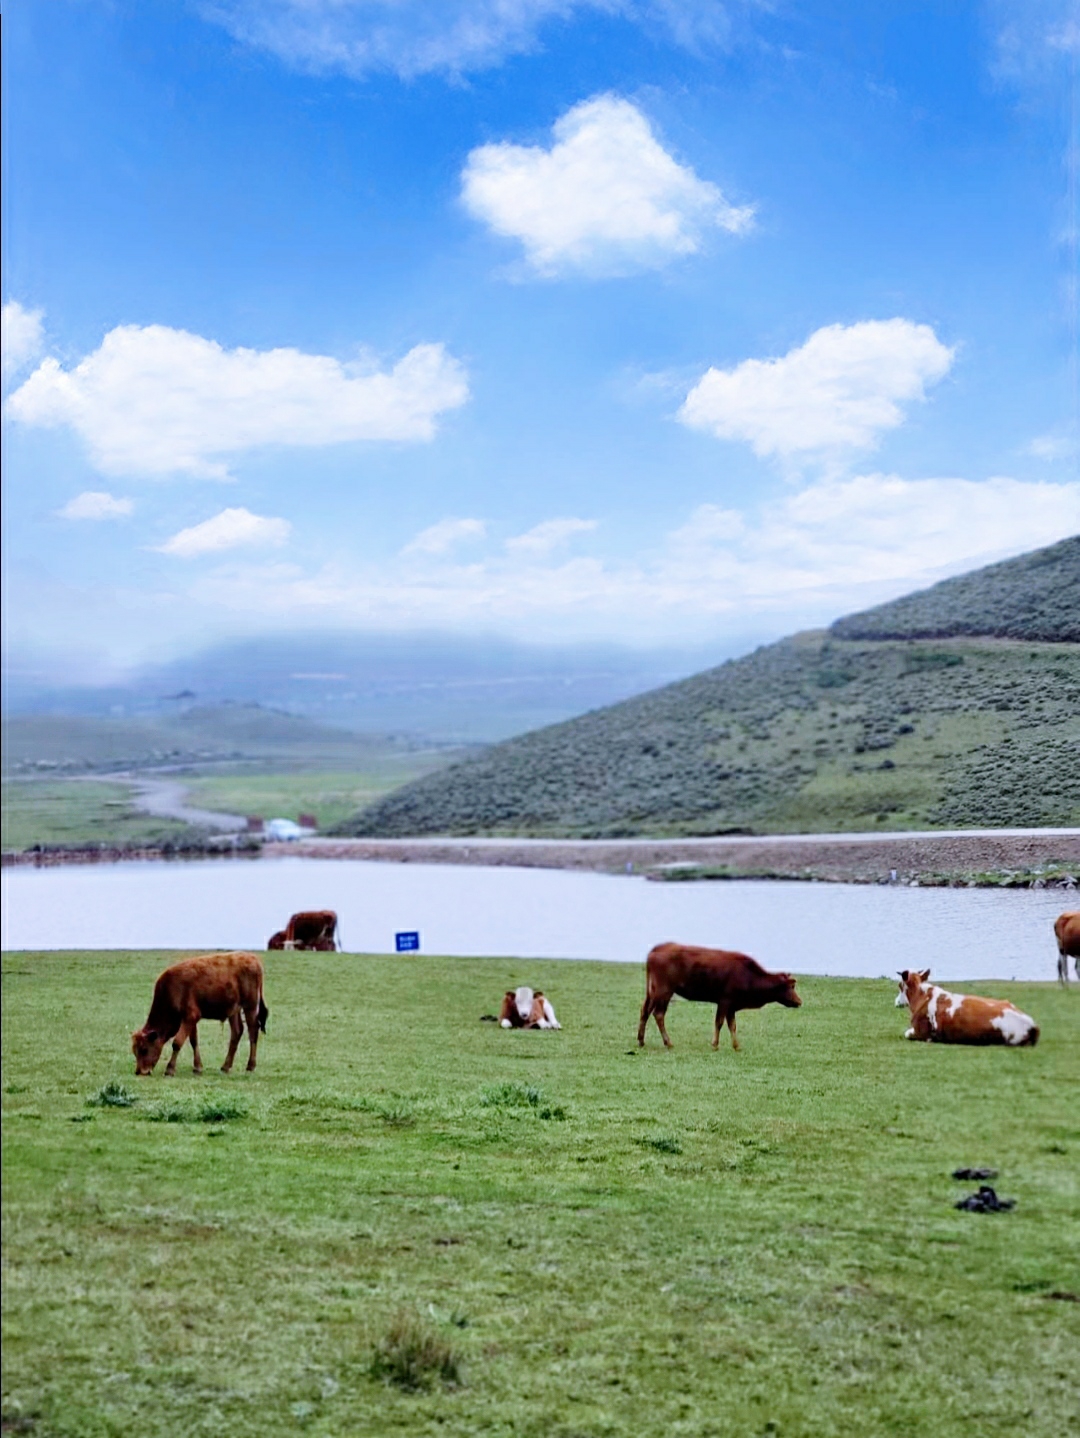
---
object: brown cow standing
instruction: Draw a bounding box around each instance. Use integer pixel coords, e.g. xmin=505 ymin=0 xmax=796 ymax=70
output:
xmin=638 ymin=942 xmax=801 ymax=1050
xmin=132 ymin=952 xmax=268 ymax=1076
xmin=1055 ymin=911 xmax=1080 ymax=985
xmin=268 ymin=910 xmax=338 ymax=952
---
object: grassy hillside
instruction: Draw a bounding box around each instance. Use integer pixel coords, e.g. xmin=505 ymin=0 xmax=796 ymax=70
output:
xmin=346 ymin=542 xmax=1080 ymax=839
xmin=3 ymin=952 xmax=1076 ymax=1437
xmin=832 ymin=535 xmax=1080 ymax=643
xmin=343 ymin=635 xmax=1080 ymax=836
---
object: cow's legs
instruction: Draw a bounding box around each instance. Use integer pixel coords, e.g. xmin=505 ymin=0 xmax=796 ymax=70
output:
xmin=1058 ymin=948 xmax=1069 ymax=986
xmin=221 ymin=1011 xmax=244 ymax=1073
xmin=164 ymin=1021 xmax=192 ymax=1077
xmin=188 ymin=1020 xmax=204 ymax=1074
xmin=652 ymin=1002 xmax=673 ymax=1048
xmin=726 ymin=1013 xmax=740 ymax=1051
xmin=637 ymin=995 xmax=653 ymax=1046
xmin=244 ymin=1008 xmax=260 ymax=1071
xmin=712 ymin=1006 xmax=726 ymax=1050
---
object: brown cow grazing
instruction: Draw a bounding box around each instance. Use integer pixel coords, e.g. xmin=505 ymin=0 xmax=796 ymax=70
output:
xmin=1055 ymin=911 xmax=1080 ymax=985
xmin=638 ymin=942 xmax=801 ymax=1050
xmin=268 ymin=910 xmax=338 ymax=951
xmin=132 ymin=952 xmax=268 ymax=1076
xmin=895 ymin=969 xmax=1038 ymax=1046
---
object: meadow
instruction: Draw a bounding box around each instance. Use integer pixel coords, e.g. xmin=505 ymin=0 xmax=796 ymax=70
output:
xmin=2 ymin=952 xmax=1077 ymax=1437
xmin=1 ymin=780 xmax=191 ymax=853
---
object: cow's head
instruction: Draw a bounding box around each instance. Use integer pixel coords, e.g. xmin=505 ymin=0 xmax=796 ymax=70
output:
xmin=776 ymin=973 xmax=802 ymax=1007
xmin=895 ymin=969 xmax=931 ymax=1009
xmin=131 ymin=1027 xmax=165 ymax=1075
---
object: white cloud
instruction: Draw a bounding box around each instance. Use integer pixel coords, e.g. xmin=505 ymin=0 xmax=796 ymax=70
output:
xmin=666 ymin=475 xmax=1080 ymax=599
xmin=5 ymin=324 xmax=469 ymax=479
xmin=461 ymin=95 xmax=753 ymax=277
xmin=1027 ymin=430 xmax=1077 ymax=461
xmin=402 ymin=517 xmax=487 ymax=555
xmin=505 ymin=517 xmax=598 ymax=553
xmin=178 ymin=476 xmax=1080 ymax=643
xmin=2 ymin=301 xmax=45 ymax=384
xmin=991 ymin=0 xmax=1080 ymax=84
xmin=679 ymin=320 xmax=955 ymax=459
xmin=202 ymin=2 xmax=752 ymax=80
xmin=156 ymin=507 xmax=292 ymax=558
xmin=56 ymin=491 xmax=134 ymax=521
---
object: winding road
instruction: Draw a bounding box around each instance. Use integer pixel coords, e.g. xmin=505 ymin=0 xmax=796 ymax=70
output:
xmin=86 ymin=774 xmax=248 ymax=832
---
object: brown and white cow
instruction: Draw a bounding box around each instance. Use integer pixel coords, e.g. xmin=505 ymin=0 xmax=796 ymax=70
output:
xmin=1054 ymin=911 xmax=1080 ymax=986
xmin=894 ymin=969 xmax=1038 ymax=1047
xmin=132 ymin=952 xmax=268 ymax=1076
xmin=268 ymin=910 xmax=338 ymax=952
xmin=498 ymin=987 xmax=561 ymax=1029
xmin=638 ymin=942 xmax=801 ymax=1050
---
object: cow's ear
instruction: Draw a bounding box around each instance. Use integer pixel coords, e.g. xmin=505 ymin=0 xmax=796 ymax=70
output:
xmin=898 ymin=970 xmax=908 ymax=982
xmin=918 ymin=968 xmax=931 ymax=982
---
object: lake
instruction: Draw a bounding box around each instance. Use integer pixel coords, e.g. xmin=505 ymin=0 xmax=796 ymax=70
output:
xmin=0 ymin=856 xmax=1070 ymax=982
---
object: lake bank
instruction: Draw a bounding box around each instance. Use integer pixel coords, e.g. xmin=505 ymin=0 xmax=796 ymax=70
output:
xmin=6 ymin=826 xmax=1077 ymax=888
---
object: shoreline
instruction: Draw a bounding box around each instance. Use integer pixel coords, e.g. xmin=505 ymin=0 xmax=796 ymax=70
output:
xmin=3 ymin=828 xmax=1078 ymax=887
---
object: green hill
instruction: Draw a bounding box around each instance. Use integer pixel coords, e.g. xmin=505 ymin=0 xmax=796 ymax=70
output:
xmin=343 ymin=540 xmax=1080 ymax=837
xmin=831 ymin=535 xmax=1080 ymax=642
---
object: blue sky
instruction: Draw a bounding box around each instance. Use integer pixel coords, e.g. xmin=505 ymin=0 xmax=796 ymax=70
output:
xmin=2 ymin=0 xmax=1078 ymax=678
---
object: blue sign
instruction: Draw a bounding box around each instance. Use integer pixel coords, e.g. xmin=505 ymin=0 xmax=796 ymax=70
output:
xmin=395 ymin=931 xmax=420 ymax=953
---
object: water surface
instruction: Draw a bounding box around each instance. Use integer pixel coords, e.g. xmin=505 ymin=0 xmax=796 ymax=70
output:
xmin=1 ymin=857 xmax=1068 ymax=982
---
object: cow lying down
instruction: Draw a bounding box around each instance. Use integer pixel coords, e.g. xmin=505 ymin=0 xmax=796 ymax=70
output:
xmin=895 ymin=969 xmax=1038 ymax=1047
xmin=498 ymin=987 xmax=561 ymax=1029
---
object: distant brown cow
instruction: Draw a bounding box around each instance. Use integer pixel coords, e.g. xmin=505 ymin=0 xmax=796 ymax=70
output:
xmin=1055 ymin=911 xmax=1080 ymax=985
xmin=638 ymin=942 xmax=801 ymax=1050
xmin=132 ymin=952 xmax=268 ymax=1077
xmin=268 ymin=910 xmax=338 ymax=952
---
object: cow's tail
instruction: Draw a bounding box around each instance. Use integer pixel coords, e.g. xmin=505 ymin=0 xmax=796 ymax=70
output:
xmin=258 ymin=997 xmax=269 ymax=1033
xmin=1023 ymin=1024 xmax=1039 ymax=1048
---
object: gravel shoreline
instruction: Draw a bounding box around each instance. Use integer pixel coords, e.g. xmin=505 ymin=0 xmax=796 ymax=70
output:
xmin=9 ymin=830 xmax=1076 ymax=887
xmin=272 ymin=832 xmax=1080 ymax=885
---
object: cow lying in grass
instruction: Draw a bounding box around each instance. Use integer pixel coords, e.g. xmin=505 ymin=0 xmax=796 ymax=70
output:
xmin=638 ymin=942 xmax=801 ymax=1050
xmin=268 ymin=910 xmax=338 ymax=951
xmin=132 ymin=951 xmax=269 ymax=1076
xmin=498 ymin=987 xmax=561 ymax=1029
xmin=894 ymin=969 xmax=1038 ymax=1047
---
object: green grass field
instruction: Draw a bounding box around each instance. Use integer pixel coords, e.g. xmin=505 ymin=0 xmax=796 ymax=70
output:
xmin=1 ymin=781 xmax=192 ymax=852
xmin=2 ymin=953 xmax=1077 ymax=1437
